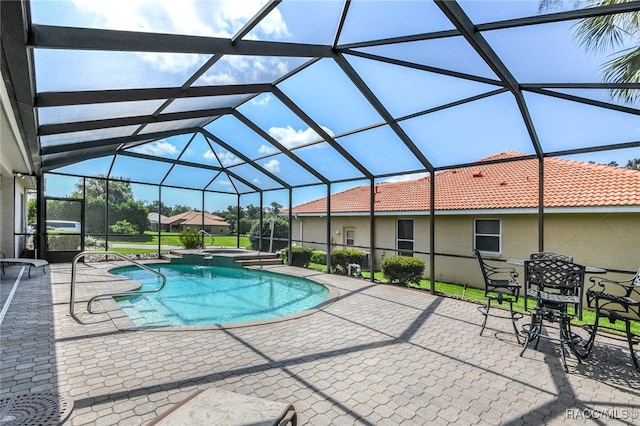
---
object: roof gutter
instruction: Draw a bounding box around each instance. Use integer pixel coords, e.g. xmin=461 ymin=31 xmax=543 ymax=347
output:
xmin=290 ymin=205 xmax=640 ymax=217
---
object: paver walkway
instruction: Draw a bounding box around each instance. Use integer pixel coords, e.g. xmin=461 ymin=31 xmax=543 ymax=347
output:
xmin=1 ymin=261 xmax=639 ymax=425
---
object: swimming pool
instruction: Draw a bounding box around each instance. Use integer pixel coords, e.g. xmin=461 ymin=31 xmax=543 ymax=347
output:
xmin=111 ymin=264 xmax=330 ymax=327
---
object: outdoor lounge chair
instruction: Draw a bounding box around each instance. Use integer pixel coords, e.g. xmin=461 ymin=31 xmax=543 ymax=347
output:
xmin=147 ymin=387 xmax=297 ymax=426
xmin=0 ymin=252 xmax=49 ymax=278
xmin=582 ymin=268 xmax=640 ymax=372
xmin=474 ymin=250 xmax=522 ymax=342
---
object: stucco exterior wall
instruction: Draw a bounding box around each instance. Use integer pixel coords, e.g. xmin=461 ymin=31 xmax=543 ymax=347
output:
xmin=293 ymin=212 xmax=639 ymax=289
xmin=1 ymin=98 xmax=29 ymax=257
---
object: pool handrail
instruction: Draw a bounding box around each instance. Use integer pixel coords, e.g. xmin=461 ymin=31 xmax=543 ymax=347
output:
xmin=198 ymin=229 xmax=215 ymax=248
xmin=70 ymin=251 xmax=167 ymax=315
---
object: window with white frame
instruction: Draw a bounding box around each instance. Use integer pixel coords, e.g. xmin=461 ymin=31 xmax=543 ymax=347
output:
xmin=345 ymin=228 xmax=355 ymax=246
xmin=397 ymin=219 xmax=414 ymax=256
xmin=474 ymin=219 xmax=501 ymax=253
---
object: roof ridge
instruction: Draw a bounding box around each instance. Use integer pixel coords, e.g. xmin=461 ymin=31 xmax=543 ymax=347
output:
xmin=290 ymin=151 xmax=640 ymax=214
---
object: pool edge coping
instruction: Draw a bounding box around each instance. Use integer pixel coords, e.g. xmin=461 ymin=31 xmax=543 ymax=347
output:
xmin=99 ymin=265 xmax=341 ymax=332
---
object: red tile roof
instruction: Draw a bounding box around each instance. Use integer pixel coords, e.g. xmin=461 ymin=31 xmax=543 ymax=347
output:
xmin=163 ymin=211 xmax=230 ymax=226
xmin=290 ymin=152 xmax=640 ymax=214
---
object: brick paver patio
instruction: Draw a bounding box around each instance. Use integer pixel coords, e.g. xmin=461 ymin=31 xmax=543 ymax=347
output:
xmin=1 ymin=261 xmax=639 ymax=425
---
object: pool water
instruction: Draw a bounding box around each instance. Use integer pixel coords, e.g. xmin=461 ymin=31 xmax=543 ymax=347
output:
xmin=111 ymin=264 xmax=329 ymax=326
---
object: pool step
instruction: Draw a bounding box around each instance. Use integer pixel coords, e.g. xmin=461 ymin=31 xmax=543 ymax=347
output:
xmin=160 ymin=253 xmax=182 ymax=261
xmin=235 ymin=255 xmax=283 ymax=267
xmin=162 ymin=250 xmax=283 ymax=267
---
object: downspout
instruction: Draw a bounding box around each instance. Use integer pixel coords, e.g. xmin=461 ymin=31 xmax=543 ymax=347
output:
xmin=293 ymin=215 xmax=302 ymax=248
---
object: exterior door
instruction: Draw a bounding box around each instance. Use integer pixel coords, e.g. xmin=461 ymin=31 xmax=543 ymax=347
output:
xmin=44 ymin=197 xmax=84 ymax=263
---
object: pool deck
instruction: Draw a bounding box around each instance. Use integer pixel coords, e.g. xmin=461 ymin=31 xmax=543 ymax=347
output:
xmin=1 ymin=260 xmax=639 ymax=425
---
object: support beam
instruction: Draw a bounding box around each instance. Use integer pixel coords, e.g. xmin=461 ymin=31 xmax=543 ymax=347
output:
xmin=29 ymin=24 xmax=334 ymax=57
xmin=36 ymin=84 xmax=272 ymax=107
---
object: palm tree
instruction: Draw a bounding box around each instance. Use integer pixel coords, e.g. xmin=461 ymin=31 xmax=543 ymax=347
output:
xmin=574 ymin=0 xmax=640 ymax=104
xmin=73 ymin=175 xmax=133 ymax=203
xmin=541 ymin=0 xmax=640 ymax=104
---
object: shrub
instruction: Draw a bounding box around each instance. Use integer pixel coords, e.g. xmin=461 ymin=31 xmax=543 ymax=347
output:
xmin=85 ymin=236 xmax=106 ymax=248
xmin=381 ymin=256 xmax=426 ymax=285
xmin=47 ymin=235 xmax=80 ymax=251
xmin=179 ymin=229 xmax=200 ymax=249
xmin=311 ymin=250 xmax=327 ymax=265
xmin=331 ymin=248 xmax=367 ymax=274
xmin=109 ymin=220 xmax=137 ymax=235
xmin=248 ymin=217 xmax=289 ymax=252
xmin=281 ymin=246 xmax=314 ymax=267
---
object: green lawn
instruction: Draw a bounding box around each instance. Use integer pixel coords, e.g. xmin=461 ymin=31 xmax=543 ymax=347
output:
xmin=307 ymin=263 xmax=639 ymax=337
xmin=108 ymin=232 xmax=251 ymax=248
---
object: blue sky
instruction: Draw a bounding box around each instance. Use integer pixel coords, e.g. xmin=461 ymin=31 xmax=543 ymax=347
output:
xmin=34 ymin=0 xmax=640 ymax=212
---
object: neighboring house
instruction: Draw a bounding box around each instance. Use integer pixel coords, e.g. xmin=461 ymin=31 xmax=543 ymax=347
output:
xmin=287 ymin=152 xmax=640 ymax=288
xmin=162 ymin=211 xmax=231 ymax=235
xmin=147 ymin=212 xmax=167 ymax=232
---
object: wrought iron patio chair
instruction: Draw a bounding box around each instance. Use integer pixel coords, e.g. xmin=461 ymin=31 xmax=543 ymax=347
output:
xmin=524 ymin=253 xmax=573 ymax=313
xmin=520 ymin=258 xmax=586 ymax=372
xmin=530 ymin=252 xmax=573 ymax=262
xmin=581 ymin=268 xmax=640 ymax=372
xmin=474 ymin=250 xmax=522 ymax=343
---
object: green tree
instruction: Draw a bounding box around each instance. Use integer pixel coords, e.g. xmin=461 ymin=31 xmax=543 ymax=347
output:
xmin=146 ymin=200 xmax=172 ymax=217
xmin=73 ymin=175 xmax=133 ymax=204
xmin=541 ymin=0 xmax=640 ymax=104
xmin=28 ymin=198 xmax=37 ymax=225
xmin=625 ymin=158 xmax=640 ymax=170
xmin=168 ymin=204 xmax=192 ymax=216
xmin=85 ymin=196 xmax=106 ymax=234
xmin=239 ymin=217 xmax=255 ymax=234
xmin=266 ymin=201 xmax=283 ymax=216
xmin=248 ymin=217 xmax=289 ymax=251
xmin=219 ymin=205 xmax=245 ymax=233
xmin=109 ymin=199 xmax=149 ymax=234
xmin=245 ymin=204 xmax=261 ymax=219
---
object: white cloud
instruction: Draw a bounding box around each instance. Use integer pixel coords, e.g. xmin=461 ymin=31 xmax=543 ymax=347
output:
xmin=267 ymin=125 xmax=333 ymax=149
xmin=70 ymin=0 xmax=289 ymax=75
xmin=258 ymin=144 xmax=277 ymax=154
xmin=203 ymin=150 xmax=219 ymax=163
xmin=198 ymin=56 xmax=296 ymax=85
xmin=130 ymin=140 xmax=178 ymax=156
xmin=251 ymin=93 xmax=272 ymax=106
xmin=383 ymin=172 xmax=429 ymax=183
xmin=262 ymin=159 xmax=280 ymax=173
xmin=139 ymin=52 xmax=205 ymax=74
xmin=217 ymin=151 xmax=240 ymax=167
xmin=72 ymin=0 xmax=279 ymax=38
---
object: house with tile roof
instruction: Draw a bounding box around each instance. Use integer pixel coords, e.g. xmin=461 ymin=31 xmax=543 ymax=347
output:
xmin=287 ymin=152 xmax=640 ymax=287
xmin=162 ymin=211 xmax=231 ymax=235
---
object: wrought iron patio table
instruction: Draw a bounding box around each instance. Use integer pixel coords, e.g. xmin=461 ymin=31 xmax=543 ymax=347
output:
xmin=507 ymin=259 xmax=606 ymax=274
xmin=519 ymin=259 xmax=587 ymax=372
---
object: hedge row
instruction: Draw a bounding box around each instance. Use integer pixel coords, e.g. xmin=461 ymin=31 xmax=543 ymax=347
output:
xmin=280 ymin=247 xmax=366 ymax=272
xmin=281 ymin=248 xmax=426 ymax=286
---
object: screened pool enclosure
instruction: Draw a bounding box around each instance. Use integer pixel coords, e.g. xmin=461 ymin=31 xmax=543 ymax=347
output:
xmin=3 ymin=1 xmax=639 ymax=282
